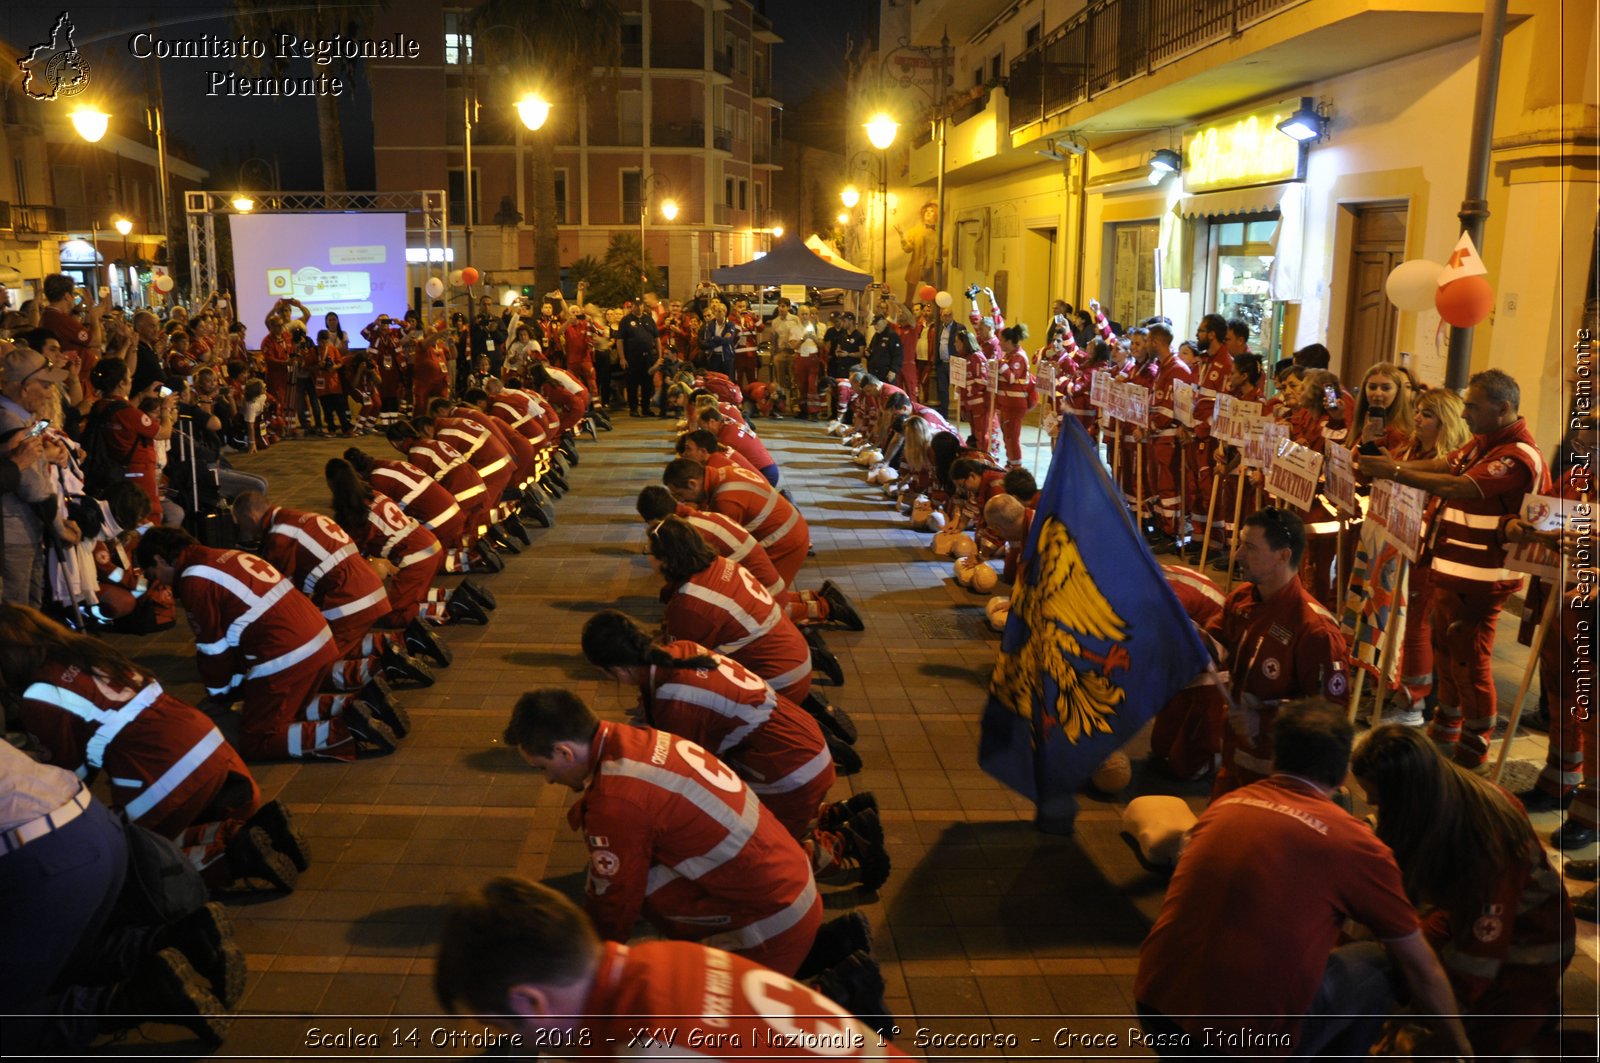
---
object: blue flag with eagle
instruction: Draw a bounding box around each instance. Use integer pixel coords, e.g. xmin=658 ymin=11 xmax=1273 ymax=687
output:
xmin=979 ymin=417 xmax=1211 ymax=810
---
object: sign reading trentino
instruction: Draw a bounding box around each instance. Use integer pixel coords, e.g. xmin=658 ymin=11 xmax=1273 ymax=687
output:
xmin=1181 ymin=100 xmax=1307 ymax=193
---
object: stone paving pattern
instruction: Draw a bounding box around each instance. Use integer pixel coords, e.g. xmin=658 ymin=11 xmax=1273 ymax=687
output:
xmin=88 ymin=415 xmax=1597 ymax=1058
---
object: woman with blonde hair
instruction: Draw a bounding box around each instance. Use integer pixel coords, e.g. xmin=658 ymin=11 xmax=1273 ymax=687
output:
xmin=1351 ymin=361 xmax=1414 ymax=454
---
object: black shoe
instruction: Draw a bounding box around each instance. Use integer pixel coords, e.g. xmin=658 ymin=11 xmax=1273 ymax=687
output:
xmin=585 ymin=417 xmax=600 ymax=441
xmin=802 ymin=691 xmax=858 ymax=745
xmin=522 ymin=496 xmax=554 ymax=528
xmin=1566 ymin=858 xmax=1599 ymax=882
xmin=842 ymin=806 xmax=885 ymax=852
xmin=474 ymin=539 xmax=506 ymax=573
xmin=502 ymin=514 xmax=531 ymax=546
xmin=798 ymin=912 xmax=874 ymax=980
xmin=111 ymin=948 xmax=230 ymax=1044
xmin=1575 ymin=888 xmax=1598 ymax=923
xmin=818 ymin=580 xmax=864 ymax=631
xmin=843 ymin=817 xmax=891 ymax=892
xmin=819 ymin=791 xmax=878 ymax=831
xmin=487 ymin=525 xmax=521 ymax=554
xmin=226 ymin=826 xmax=299 ymax=892
xmin=541 ymin=474 xmax=566 ymax=499
xmin=458 ymin=577 xmax=497 ymax=611
xmin=406 ymin=616 xmax=452 ymax=668
xmin=805 ymin=631 xmax=846 ymax=686
xmin=808 ymin=950 xmax=892 ymax=1036
xmin=357 ymin=675 xmax=411 ymax=738
xmin=381 ymin=645 xmax=436 ymax=688
xmin=344 ymin=700 xmax=399 ymax=756
xmin=561 ymin=436 xmax=580 ymax=465
xmin=826 ymin=732 xmax=863 ymax=776
xmin=1552 ymin=820 xmax=1598 ymax=850
xmin=1516 ymin=786 xmax=1575 ymax=814
xmin=155 ymin=902 xmax=247 ymax=1009
xmin=246 ymin=800 xmax=311 ymax=872
xmin=446 ymin=588 xmax=490 ymax=625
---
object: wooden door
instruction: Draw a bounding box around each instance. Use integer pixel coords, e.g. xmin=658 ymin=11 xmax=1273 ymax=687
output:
xmin=1342 ymin=203 xmax=1407 ymax=382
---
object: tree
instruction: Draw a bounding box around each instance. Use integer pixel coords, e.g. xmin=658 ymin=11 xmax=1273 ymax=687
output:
xmin=468 ymin=0 xmax=622 ymax=296
xmin=230 ymin=1 xmax=384 ymax=193
xmin=567 ymin=235 xmax=664 ymax=307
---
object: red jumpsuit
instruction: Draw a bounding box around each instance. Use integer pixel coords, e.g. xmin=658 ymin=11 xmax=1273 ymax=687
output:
xmin=411 ymin=340 xmax=449 ymax=413
xmin=16 ymin=660 xmax=259 ymax=872
xmin=1149 ymin=565 xmax=1228 ymax=780
xmin=261 ymin=331 xmax=294 ymax=410
xmin=715 ymin=419 xmax=777 ymax=481
xmin=408 ymin=438 xmax=491 ymax=538
xmin=1424 ymin=418 xmax=1548 ymax=766
xmin=455 ymin=405 xmax=536 ymax=493
xmin=569 ymin=721 xmax=822 ymax=976
xmin=487 ymin=389 xmax=555 ymax=457
xmin=1116 ymin=358 xmax=1158 ymax=508
xmin=1207 ymin=577 xmax=1350 ymax=796
xmin=257 ymin=505 xmax=394 ymax=666
xmin=1146 ymin=353 xmax=1195 ymax=539
xmin=352 ymin=494 xmax=444 ymax=627
xmin=664 ymin=558 xmax=813 ymax=702
xmin=172 ymin=544 xmax=352 ymax=761
xmin=699 ymin=371 xmax=742 ymax=406
xmin=362 ymin=325 xmax=405 ymax=417
xmin=1185 ymin=347 xmax=1233 ymax=540
xmin=578 ymin=940 xmax=903 ymax=1058
xmin=960 ymin=346 xmax=995 ymax=453
xmin=94 ymin=399 xmax=162 ymax=513
xmin=435 ymin=416 xmax=515 ymax=508
xmin=702 ymin=463 xmax=810 ymax=590
xmin=994 ymin=346 xmax=1033 ymax=467
xmin=793 ymin=341 xmax=822 ymax=417
xmin=541 ymin=366 xmax=591 ymax=435
xmin=369 ymin=457 xmax=466 ymax=549
xmin=732 ymin=314 xmax=760 ymax=389
xmin=563 ymin=321 xmax=597 ymax=394
xmin=676 ymin=503 xmax=783 ymax=593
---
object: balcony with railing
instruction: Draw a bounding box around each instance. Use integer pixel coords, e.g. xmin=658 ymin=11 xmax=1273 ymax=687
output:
xmin=0 ymin=202 xmax=66 ymax=233
xmin=713 ymin=48 xmax=734 ymax=78
xmin=712 ymin=126 xmax=733 ymax=152
xmin=908 ymin=85 xmax=1010 ymax=186
xmin=752 ymin=141 xmax=779 ymax=167
xmin=653 ymin=119 xmax=707 ymax=148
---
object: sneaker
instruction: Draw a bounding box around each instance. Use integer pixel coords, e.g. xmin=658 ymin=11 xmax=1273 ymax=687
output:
xmin=818 ymin=580 xmax=864 ymax=632
xmin=446 ymin=588 xmax=490 ymax=625
xmin=457 ymin=577 xmax=498 ymax=611
xmin=343 ymin=700 xmax=399 ymax=756
xmin=801 ymin=691 xmax=858 ymax=745
xmin=819 ymin=792 xmax=878 ymax=831
xmin=406 ymin=616 xmax=453 ymax=668
xmin=839 ymin=811 xmax=891 ymax=891
xmin=381 ymin=646 xmax=436 ymax=688
xmin=226 ymin=826 xmax=299 ymax=892
xmin=826 ymin=732 xmax=863 ymax=776
xmin=808 ymin=950 xmax=892 ymax=1036
xmin=110 ymin=948 xmax=230 ymax=1044
xmin=357 ymin=676 xmax=411 ymax=738
xmin=246 ymin=800 xmax=311 ymax=871
xmin=1374 ymin=700 xmax=1425 ymax=728
xmin=155 ymin=902 xmax=247 ymax=1008
xmin=798 ymin=912 xmax=874 ymax=979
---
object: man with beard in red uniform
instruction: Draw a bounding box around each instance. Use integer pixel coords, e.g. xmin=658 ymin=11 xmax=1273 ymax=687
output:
xmin=1359 ymin=368 xmax=1548 ymax=769
xmin=436 ymin=878 xmax=902 ymax=1049
xmin=503 ymin=690 xmax=823 ymax=977
xmin=135 ymin=527 xmax=407 ymax=761
xmin=1181 ymin=313 xmax=1234 ymax=560
xmin=1206 ymin=508 xmax=1351 ymax=796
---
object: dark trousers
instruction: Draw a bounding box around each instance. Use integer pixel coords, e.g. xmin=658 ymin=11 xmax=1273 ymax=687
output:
xmin=934 ymin=359 xmax=951 ymax=415
xmin=624 ymin=353 xmax=651 ymax=413
xmin=595 ymin=352 xmax=615 ymax=407
xmin=319 ymin=394 xmax=352 ymax=432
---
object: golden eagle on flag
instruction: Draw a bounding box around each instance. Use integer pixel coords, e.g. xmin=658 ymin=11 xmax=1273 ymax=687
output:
xmin=979 ymin=419 xmax=1211 ymax=822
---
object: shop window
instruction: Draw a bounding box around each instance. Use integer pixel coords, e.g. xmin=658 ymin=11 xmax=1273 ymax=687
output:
xmin=1107 ymin=220 xmax=1159 ymax=327
xmin=1209 ymin=211 xmax=1279 ymax=353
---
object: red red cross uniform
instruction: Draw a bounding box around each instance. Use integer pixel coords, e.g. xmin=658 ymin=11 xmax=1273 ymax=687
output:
xmin=540 ymin=366 xmax=591 ymax=435
xmin=961 ymin=467 xmax=1007 ymax=550
xmin=574 ymin=940 xmax=902 ymax=1058
xmin=16 ymin=661 xmax=260 ymax=872
xmin=407 ymin=437 xmax=491 ymax=540
xmin=702 ymin=463 xmax=810 ymax=591
xmin=94 ymin=399 xmax=163 ymax=513
xmin=994 ymin=348 xmax=1033 ymax=467
xmin=1185 ymin=346 xmax=1233 ymax=540
xmin=351 ymin=495 xmax=445 ymax=627
xmin=360 ymin=323 xmax=405 ymax=418
xmin=1149 ymin=565 xmax=1229 ymax=780
xmin=261 ymin=332 xmax=294 ymax=409
xmin=368 ymin=457 xmax=466 ymax=549
xmin=716 ymin=419 xmax=776 ymax=480
xmin=732 ymin=314 xmax=760 ymax=389
xmin=1116 ymin=359 xmax=1157 ymax=507
xmin=1526 ymin=465 xmax=1593 ymax=807
xmin=1146 ymin=355 xmax=1196 ymax=538
xmin=638 ymin=642 xmax=835 ymax=844
xmin=958 ymin=346 xmax=995 ymax=455
xmin=699 ymin=371 xmax=743 ymax=406
xmin=455 ymin=405 xmax=537 ymax=493
xmin=411 ymin=340 xmax=450 ymax=413
xmin=664 ymin=557 xmax=813 ymax=703
xmin=434 ymin=416 xmax=515 ymax=515
xmin=171 ymin=544 xmax=353 ymax=761
xmin=257 ymin=506 xmax=395 ymax=671
xmin=1206 ymin=576 xmax=1351 ymax=796
xmin=910 ymin=402 xmax=957 ymax=437
xmin=793 ymin=340 xmax=822 ymax=417
xmin=569 ymin=721 xmax=822 ymax=976
xmin=1424 ymin=418 xmax=1548 ymax=766
xmin=1053 ymin=354 xmax=1098 ymax=447
xmin=486 ymin=389 xmax=554 ymax=456
xmin=674 ymin=504 xmax=829 ymax=627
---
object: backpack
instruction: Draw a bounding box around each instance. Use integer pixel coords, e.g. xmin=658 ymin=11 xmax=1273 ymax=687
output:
xmin=81 ymin=400 xmax=132 ymax=500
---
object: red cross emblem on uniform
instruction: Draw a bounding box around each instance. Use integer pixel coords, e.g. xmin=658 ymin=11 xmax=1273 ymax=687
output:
xmin=742 ymin=969 xmax=859 ymax=1045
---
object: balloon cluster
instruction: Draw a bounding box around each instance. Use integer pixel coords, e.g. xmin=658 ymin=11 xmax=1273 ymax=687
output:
xmin=1383 ymin=234 xmax=1494 ymax=328
xmin=424 ymin=265 xmax=481 ymax=302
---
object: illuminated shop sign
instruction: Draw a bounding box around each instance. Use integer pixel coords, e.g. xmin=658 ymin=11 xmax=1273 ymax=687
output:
xmin=1182 ymin=101 xmax=1307 ymax=193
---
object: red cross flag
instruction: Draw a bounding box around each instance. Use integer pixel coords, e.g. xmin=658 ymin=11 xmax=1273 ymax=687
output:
xmin=1437 ymin=232 xmax=1488 ymax=286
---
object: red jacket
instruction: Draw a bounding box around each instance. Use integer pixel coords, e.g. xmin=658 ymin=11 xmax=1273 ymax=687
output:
xmin=716 ymin=419 xmax=775 ymax=473
xmin=674 ymin=503 xmax=783 ymax=593
xmin=257 ymin=505 xmax=390 ymax=637
xmin=485 ymin=390 xmax=552 ymax=451
xmin=1427 ymin=418 xmax=1549 ymax=592
xmin=407 ymin=438 xmax=489 ymax=512
xmin=368 ymin=457 xmax=465 ymax=546
xmin=702 ymin=463 xmax=808 ymax=579
xmin=664 ymin=558 xmax=812 ymax=697
xmin=568 ymin=721 xmax=817 ymax=950
xmin=354 ymin=494 xmax=441 ymax=573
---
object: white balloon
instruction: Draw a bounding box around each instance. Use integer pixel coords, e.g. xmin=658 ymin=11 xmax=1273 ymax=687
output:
xmin=449 ymin=268 xmax=465 ymax=287
xmin=1385 ymin=259 xmax=1445 ymax=312
xmin=425 ymin=276 xmax=444 ymax=299
xmin=934 ymin=290 xmax=953 ymax=309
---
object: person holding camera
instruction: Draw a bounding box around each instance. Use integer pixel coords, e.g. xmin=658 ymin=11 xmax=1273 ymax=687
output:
xmin=1 ymin=345 xmax=74 ymax=605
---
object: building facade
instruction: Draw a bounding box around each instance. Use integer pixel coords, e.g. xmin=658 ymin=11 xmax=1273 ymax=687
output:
xmin=849 ymin=0 xmax=1595 ymax=449
xmin=369 ymin=0 xmax=783 ymax=299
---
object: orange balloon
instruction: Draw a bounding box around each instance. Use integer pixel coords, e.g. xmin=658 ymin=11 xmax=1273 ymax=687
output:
xmin=460 ymin=266 xmax=481 ymax=286
xmin=917 ymin=283 xmax=937 ymax=303
xmin=1435 ymin=274 xmax=1493 ymax=328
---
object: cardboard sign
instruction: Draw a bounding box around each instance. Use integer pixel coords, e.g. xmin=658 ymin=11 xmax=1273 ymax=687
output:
xmin=1383 ymin=484 xmax=1428 ymax=562
xmin=1036 ymin=361 xmax=1057 ymax=400
xmin=1120 ymin=383 xmax=1149 ymax=428
xmin=1090 ymin=369 xmax=1112 ymax=410
xmin=1368 ymin=478 xmax=1394 ymax=529
xmin=1323 ymin=443 xmax=1359 ymax=517
xmin=1173 ymin=379 xmax=1197 ymax=428
xmin=1213 ymin=394 xmax=1235 ymax=442
xmin=1264 ymin=439 xmax=1324 ymax=511
xmin=1261 ymin=423 xmax=1290 ymax=472
xmin=1505 ymin=492 xmax=1573 ymax=581
xmin=1239 ymin=417 xmax=1268 ymax=468
xmin=949 ymin=355 xmax=968 ymax=393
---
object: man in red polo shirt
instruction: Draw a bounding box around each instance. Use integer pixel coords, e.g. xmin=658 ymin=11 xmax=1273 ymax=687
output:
xmin=1359 ymin=368 xmax=1549 ymax=768
xmin=36 ymin=274 xmax=100 ymax=404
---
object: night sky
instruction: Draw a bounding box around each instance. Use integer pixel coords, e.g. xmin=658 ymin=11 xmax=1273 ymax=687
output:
xmin=3 ymin=1 xmax=861 ymax=190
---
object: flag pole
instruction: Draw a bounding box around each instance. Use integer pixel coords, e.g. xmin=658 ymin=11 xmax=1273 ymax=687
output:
xmin=1224 ymin=466 xmax=1248 ymax=592
xmin=1178 ymin=440 xmax=1189 ymax=551
xmin=1199 ymin=465 xmax=1223 ymax=571
xmin=1134 ymin=438 xmax=1147 ymax=537
xmin=1344 ymin=612 xmax=1370 ymax=723
xmin=1492 ymin=568 xmax=1561 ymax=784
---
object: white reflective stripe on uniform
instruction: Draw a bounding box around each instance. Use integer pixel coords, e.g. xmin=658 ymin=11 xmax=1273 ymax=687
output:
xmin=655 ymin=681 xmax=774 ymax=753
xmin=494 ymin=401 xmax=534 ymax=430
xmin=1439 ymin=509 xmax=1502 ymax=530
xmin=687 ymin=515 xmax=754 ymax=563
xmin=678 ymin=582 xmax=779 ymax=652
xmin=701 ymin=877 xmax=819 ymax=953
xmin=378 ymin=468 xmax=434 ymax=509
xmin=398 ymin=540 xmax=442 ymax=568
xmin=1431 ymin=556 xmax=1518 ymax=583
xmin=206 ymin=675 xmax=243 ymax=697
xmin=767 ymin=658 xmax=813 ymax=694
xmin=112 ymin=777 xmax=142 ymax=788
xmin=595 ymin=758 xmax=761 ymax=894
xmin=746 ymin=746 xmax=833 ymax=796
xmin=301 ymin=540 xmax=358 ymax=595
xmin=715 ymin=481 xmax=779 ymax=533
xmin=185 ymin=564 xmax=294 ymax=653
xmin=322 ymin=584 xmax=390 ymax=621
xmin=82 ymin=683 xmax=163 ymax=768
xmin=420 ymin=500 xmax=462 ymax=531
xmin=476 ymin=454 xmax=511 ymax=478
xmin=24 ymin=682 xmax=113 ymax=724
xmin=246 ymin=625 xmax=334 ymax=681
xmin=123 ymin=727 xmax=226 ymax=821
xmin=439 ymin=426 xmax=488 ymax=461
xmin=757 ymin=508 xmax=799 ymax=551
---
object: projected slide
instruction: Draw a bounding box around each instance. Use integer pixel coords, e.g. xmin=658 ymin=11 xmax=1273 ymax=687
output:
xmin=230 ymin=212 xmax=409 ymax=349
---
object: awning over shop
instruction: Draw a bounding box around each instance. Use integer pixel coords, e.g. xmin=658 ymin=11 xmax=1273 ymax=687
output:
xmin=1173 ymin=182 xmax=1304 ymax=301
xmin=1177 ymin=183 xmax=1294 ymax=219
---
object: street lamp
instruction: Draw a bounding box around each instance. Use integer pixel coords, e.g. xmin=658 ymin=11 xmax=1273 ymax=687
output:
xmin=515 ymin=93 xmax=551 ymax=131
xmin=839 ymin=186 xmax=860 ymax=209
xmin=71 ymin=106 xmax=109 ymax=142
xmin=863 ymin=115 xmax=898 ymax=286
xmin=113 ymin=217 xmax=133 ymax=237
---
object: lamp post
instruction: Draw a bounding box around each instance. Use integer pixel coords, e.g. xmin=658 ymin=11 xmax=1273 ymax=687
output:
xmin=114 ymin=216 xmax=132 ymax=303
xmin=639 ymin=171 xmax=678 ymax=289
xmin=864 ymin=115 xmax=898 ymax=287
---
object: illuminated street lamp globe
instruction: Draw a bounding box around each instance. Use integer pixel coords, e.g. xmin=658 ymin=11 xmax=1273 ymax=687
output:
xmin=515 ymin=93 xmax=551 ymax=131
xmin=836 ymin=212 xmax=849 ymax=225
xmin=71 ymin=106 xmax=110 ymax=143
xmin=864 ymin=114 xmax=898 ymax=151
xmin=660 ymin=199 xmax=679 ymax=222
xmin=772 ymin=225 xmax=784 ymax=239
xmin=840 ymin=186 xmax=860 ymax=209
xmin=114 ymin=217 xmax=133 ymax=236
